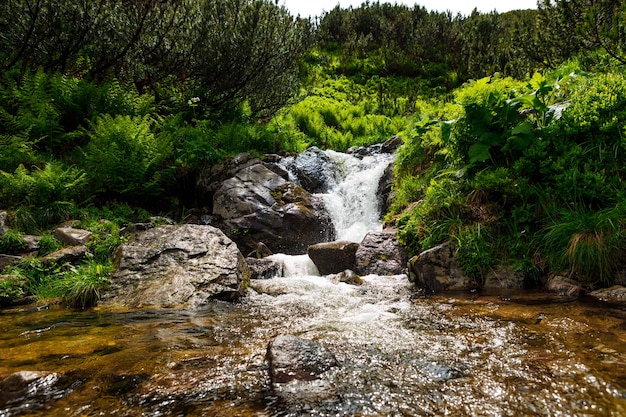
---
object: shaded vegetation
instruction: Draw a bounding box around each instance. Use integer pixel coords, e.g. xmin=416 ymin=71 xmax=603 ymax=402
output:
xmin=1 ymin=0 xmax=626 ymax=307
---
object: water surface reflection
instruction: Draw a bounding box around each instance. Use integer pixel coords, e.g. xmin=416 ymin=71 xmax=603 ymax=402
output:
xmin=1 ymin=275 xmax=625 ymax=416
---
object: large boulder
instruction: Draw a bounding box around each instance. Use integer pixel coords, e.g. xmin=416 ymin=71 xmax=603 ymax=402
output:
xmin=0 ymin=371 xmax=61 ymax=409
xmin=408 ymin=242 xmax=479 ymax=292
xmin=246 ymin=257 xmax=283 ymax=280
xmin=307 ymin=241 xmax=360 ymax=275
xmin=53 ymin=227 xmax=92 ymax=246
xmin=212 ymin=162 xmax=334 ymax=255
xmin=354 ymin=230 xmax=407 ymax=276
xmin=100 ymin=224 xmax=249 ymax=309
xmin=546 ymin=275 xmax=582 ymax=297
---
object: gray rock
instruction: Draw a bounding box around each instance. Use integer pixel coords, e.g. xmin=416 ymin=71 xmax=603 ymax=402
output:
xmin=266 ymin=335 xmax=338 ymax=384
xmin=328 ymin=269 xmax=363 ymax=286
xmin=196 ymin=152 xmax=261 ymax=200
xmin=408 ymin=242 xmax=478 ymax=292
xmin=213 ymin=164 xmax=287 ymax=220
xmin=247 ymin=257 xmax=283 ymax=280
xmin=483 ymin=264 xmax=525 ymax=289
xmin=53 ymin=227 xmax=92 ymax=246
xmin=289 ymin=146 xmax=333 ymax=193
xmin=41 ymin=245 xmax=90 ymax=266
xmin=0 ymin=371 xmax=60 ymax=407
xmin=546 ymin=276 xmax=582 ymax=297
xmin=100 ymin=224 xmax=249 ymax=309
xmin=307 ymin=241 xmax=360 ymax=275
xmin=0 ymin=211 xmax=7 ymax=237
xmin=354 ymin=230 xmax=407 ymax=276
xmin=213 ymin=164 xmax=334 ymax=255
xmin=589 ymin=285 xmax=626 ymax=303
xmin=0 ymin=254 xmax=22 ymax=271
xmin=380 ymin=135 xmax=404 ymax=153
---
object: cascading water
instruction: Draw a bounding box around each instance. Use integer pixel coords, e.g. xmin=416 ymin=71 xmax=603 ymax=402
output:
xmin=1 ymin=148 xmax=625 ymax=417
xmin=319 ymin=150 xmax=394 ymax=242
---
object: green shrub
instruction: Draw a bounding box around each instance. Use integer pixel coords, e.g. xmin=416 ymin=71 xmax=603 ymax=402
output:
xmin=5 ymin=258 xmax=51 ymax=290
xmin=541 ymin=204 xmax=625 ymax=284
xmin=81 ymin=114 xmax=173 ymax=199
xmin=0 ymin=230 xmax=27 ymax=254
xmin=0 ymin=162 xmax=88 ymax=208
xmin=49 ymin=261 xmax=113 ymax=309
xmin=453 ymin=224 xmax=496 ymax=281
xmin=0 ymin=132 xmax=38 ymax=172
xmin=0 ymin=275 xmax=28 ymax=305
xmin=38 ymin=234 xmax=62 ymax=256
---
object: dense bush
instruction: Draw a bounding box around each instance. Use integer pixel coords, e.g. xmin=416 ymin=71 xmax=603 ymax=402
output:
xmin=392 ymin=65 xmax=626 ymax=286
xmin=81 ymin=114 xmax=173 ymax=199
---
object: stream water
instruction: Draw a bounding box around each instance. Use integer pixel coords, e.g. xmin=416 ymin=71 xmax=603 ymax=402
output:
xmin=1 ymin=150 xmax=626 ymax=416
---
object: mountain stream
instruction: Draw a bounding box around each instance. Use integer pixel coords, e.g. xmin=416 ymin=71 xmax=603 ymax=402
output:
xmin=1 ymin=150 xmax=625 ymax=416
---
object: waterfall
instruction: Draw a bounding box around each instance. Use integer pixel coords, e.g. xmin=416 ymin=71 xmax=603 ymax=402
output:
xmin=267 ymin=148 xmax=394 ymax=277
xmin=320 ymin=150 xmax=394 ymax=243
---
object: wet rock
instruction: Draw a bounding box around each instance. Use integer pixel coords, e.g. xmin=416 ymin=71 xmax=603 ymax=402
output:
xmin=546 ymin=276 xmax=582 ymax=297
xmin=307 ymin=241 xmax=360 ymax=275
xmin=53 ymin=227 xmax=92 ymax=246
xmin=41 ymin=245 xmax=89 ymax=266
xmin=589 ymin=285 xmax=626 ymax=303
xmin=0 ymin=211 xmax=7 ymax=237
xmin=212 ymin=163 xmax=334 ymax=255
xmin=377 ymin=163 xmax=395 ymax=216
xmin=266 ymin=335 xmax=338 ymax=384
xmin=100 ymin=224 xmax=249 ymax=309
xmin=246 ymin=257 xmax=283 ymax=280
xmin=380 ymin=135 xmax=404 ymax=153
xmin=483 ymin=265 xmax=525 ymax=289
xmin=0 ymin=371 xmax=59 ymax=406
xmin=288 ymin=147 xmax=333 ymax=193
xmin=354 ymin=230 xmax=407 ymax=276
xmin=250 ymin=242 xmax=272 ymax=259
xmin=196 ymin=152 xmax=261 ymax=201
xmin=0 ymin=254 xmax=22 ymax=271
xmin=328 ymin=269 xmax=363 ymax=286
xmin=408 ymin=242 xmax=478 ymax=292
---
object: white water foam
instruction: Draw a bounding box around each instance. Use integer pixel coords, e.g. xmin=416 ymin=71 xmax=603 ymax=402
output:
xmin=320 ymin=150 xmax=394 ymax=243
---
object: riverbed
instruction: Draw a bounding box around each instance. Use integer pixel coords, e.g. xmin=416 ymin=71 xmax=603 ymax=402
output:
xmin=1 ymin=276 xmax=625 ymax=416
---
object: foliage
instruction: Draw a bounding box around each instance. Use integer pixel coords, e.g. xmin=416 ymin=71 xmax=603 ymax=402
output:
xmin=81 ymin=114 xmax=174 ymax=200
xmin=38 ymin=234 xmax=62 ymax=257
xmin=0 ymin=275 xmax=28 ymax=306
xmin=393 ymin=62 xmax=626 ymax=286
xmin=0 ymin=162 xmax=88 ymax=208
xmin=541 ymin=204 xmax=626 ymax=284
xmin=46 ymin=261 xmax=113 ymax=309
xmin=0 ymin=229 xmax=28 ymax=254
xmin=78 ymin=219 xmax=125 ymax=263
xmin=278 ymin=77 xmax=410 ymax=151
xmin=453 ymin=224 xmax=496 ymax=281
xmin=0 ymin=0 xmax=312 ymax=119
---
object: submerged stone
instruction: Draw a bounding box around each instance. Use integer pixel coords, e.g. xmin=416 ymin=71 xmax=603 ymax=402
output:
xmin=266 ymin=335 xmax=338 ymax=384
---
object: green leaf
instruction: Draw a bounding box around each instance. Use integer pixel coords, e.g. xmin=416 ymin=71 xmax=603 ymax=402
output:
xmin=511 ymin=121 xmax=533 ymax=136
xmin=469 ymin=142 xmax=491 ymax=163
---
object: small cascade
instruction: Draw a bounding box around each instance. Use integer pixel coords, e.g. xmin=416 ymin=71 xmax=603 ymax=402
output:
xmin=267 ymin=147 xmax=395 ymax=278
xmin=266 ymin=253 xmax=320 ymax=277
xmin=321 ymin=150 xmax=394 ymax=242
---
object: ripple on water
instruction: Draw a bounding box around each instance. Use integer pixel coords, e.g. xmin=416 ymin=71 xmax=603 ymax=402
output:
xmin=1 ymin=275 xmax=626 ymax=416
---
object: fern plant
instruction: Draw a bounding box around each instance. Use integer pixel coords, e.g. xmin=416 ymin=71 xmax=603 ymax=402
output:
xmin=81 ymin=114 xmax=173 ymax=198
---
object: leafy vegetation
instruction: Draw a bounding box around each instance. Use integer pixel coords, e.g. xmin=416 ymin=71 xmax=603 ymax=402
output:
xmin=1 ymin=0 xmax=626 ymax=307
